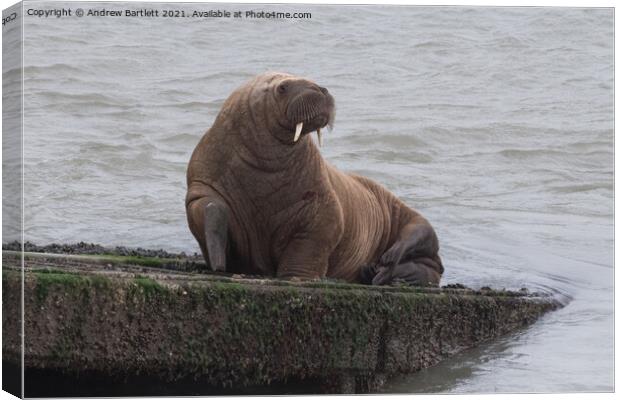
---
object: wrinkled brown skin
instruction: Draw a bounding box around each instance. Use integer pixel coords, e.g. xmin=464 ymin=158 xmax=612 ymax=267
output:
xmin=186 ymin=72 xmax=443 ymax=286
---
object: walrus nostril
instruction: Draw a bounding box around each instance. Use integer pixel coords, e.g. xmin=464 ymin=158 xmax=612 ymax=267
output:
xmin=277 ymin=82 xmax=288 ymax=94
xmin=319 ymin=86 xmax=328 ymax=94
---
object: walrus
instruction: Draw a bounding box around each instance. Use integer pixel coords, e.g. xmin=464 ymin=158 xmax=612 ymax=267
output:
xmin=185 ymin=72 xmax=443 ymax=286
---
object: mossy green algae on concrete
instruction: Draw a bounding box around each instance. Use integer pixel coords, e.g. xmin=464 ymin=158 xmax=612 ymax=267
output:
xmin=131 ymin=275 xmax=169 ymax=299
xmin=32 ymin=269 xmax=113 ymax=306
xmin=3 ymin=260 xmax=562 ymax=394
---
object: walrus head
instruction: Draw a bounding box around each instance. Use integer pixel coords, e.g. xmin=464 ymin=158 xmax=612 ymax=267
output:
xmin=277 ymin=75 xmax=335 ymax=146
xmin=242 ymin=72 xmax=336 ymax=147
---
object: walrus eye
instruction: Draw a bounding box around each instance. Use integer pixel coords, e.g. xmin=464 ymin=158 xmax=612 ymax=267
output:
xmin=277 ymin=82 xmax=288 ymax=95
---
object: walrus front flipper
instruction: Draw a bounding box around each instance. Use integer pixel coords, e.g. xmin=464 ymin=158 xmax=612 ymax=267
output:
xmin=276 ymin=238 xmax=332 ymax=280
xmin=203 ymin=201 xmax=229 ymax=272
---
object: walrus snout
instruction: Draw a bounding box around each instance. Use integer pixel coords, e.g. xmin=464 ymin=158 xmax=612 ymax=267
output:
xmin=282 ymin=80 xmax=335 ymax=146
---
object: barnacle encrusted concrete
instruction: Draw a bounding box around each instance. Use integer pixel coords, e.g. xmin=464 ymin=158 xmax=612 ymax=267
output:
xmin=2 ymin=250 xmax=562 ymax=396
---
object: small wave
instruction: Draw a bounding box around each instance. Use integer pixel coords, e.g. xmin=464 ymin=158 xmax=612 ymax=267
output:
xmin=485 ymin=35 xmax=532 ymax=49
xmin=498 ymin=148 xmax=569 ymax=159
xmin=564 ymin=76 xmax=592 ymax=85
xmin=78 ymin=141 xmax=137 ymax=153
xmin=334 ymin=149 xmax=433 ymax=164
xmin=153 ymin=100 xmax=220 ymax=111
xmin=531 ymin=283 xmax=573 ymax=308
xmin=458 ymin=147 xmax=611 ymax=162
xmin=158 ymin=132 xmax=202 ymax=145
xmin=156 ymin=71 xmax=254 ymax=86
xmin=33 ymin=91 xmax=126 ymax=109
xmin=405 ymin=103 xmax=481 ymax=111
xmin=44 ymin=36 xmax=90 ymax=46
xmin=23 ymin=63 xmax=84 ymax=76
xmin=564 ymin=140 xmax=613 ymax=153
xmin=97 ymin=43 xmax=160 ymax=51
xmin=98 ymin=110 xmax=148 ymax=120
xmin=159 ymin=89 xmax=191 ymax=97
xmin=203 ymin=71 xmax=256 ymax=81
xmin=548 ymin=183 xmax=611 ymax=194
xmin=343 ymin=133 xmax=427 ymax=148
xmin=413 ymin=40 xmax=450 ymax=48
xmin=2 ymin=67 xmax=23 ymax=80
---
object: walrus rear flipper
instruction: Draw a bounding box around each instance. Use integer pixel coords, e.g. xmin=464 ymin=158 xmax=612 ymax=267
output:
xmin=370 ymin=258 xmax=442 ymax=287
xmin=362 ymin=218 xmax=443 ymax=286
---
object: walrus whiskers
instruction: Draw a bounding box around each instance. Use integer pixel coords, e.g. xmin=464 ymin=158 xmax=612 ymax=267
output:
xmin=287 ymin=93 xmax=323 ymax=123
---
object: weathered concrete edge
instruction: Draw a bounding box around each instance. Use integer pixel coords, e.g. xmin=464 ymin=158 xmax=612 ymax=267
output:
xmin=3 ymin=250 xmax=557 ymax=299
xmin=3 ymin=256 xmax=563 ymax=394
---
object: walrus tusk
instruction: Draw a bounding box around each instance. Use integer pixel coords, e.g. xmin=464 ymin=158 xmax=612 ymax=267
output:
xmin=317 ymin=128 xmax=323 ymax=147
xmin=294 ymin=122 xmax=303 ymax=142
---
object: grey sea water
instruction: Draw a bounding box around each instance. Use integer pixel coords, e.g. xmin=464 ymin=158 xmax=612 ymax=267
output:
xmin=3 ymin=3 xmax=614 ymax=393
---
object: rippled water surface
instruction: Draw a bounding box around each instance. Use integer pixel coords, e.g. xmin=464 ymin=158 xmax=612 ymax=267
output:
xmin=6 ymin=3 xmax=614 ymax=393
